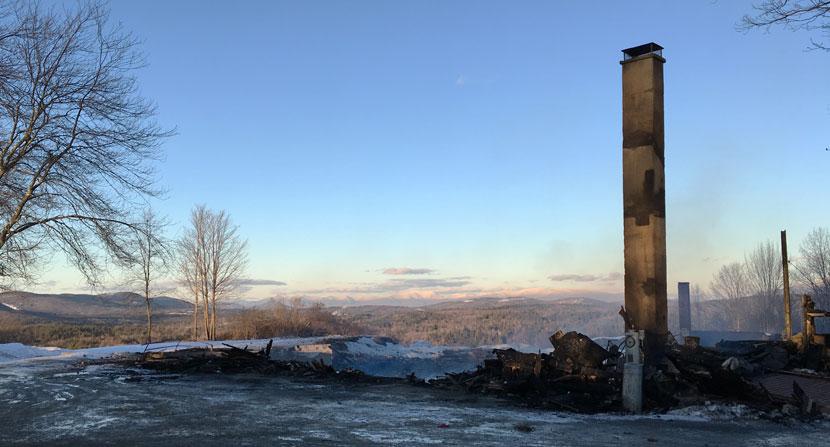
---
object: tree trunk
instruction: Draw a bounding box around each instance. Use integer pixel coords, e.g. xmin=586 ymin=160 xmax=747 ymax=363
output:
xmin=192 ymin=297 xmax=198 ymax=340
xmin=145 ymin=295 xmax=152 ymax=344
xmin=203 ymin=293 xmax=211 ymax=340
xmin=211 ymin=294 xmax=217 ymax=340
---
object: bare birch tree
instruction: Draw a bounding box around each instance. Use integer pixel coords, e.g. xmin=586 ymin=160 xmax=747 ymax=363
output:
xmin=178 ymin=207 xmax=209 ymax=340
xmin=206 ymin=209 xmax=247 ymax=339
xmin=710 ymin=262 xmax=749 ymax=331
xmin=177 ymin=205 xmax=247 ymax=340
xmin=123 ymin=208 xmax=171 ymax=344
xmin=795 ymin=227 xmax=830 ymax=308
xmin=177 ymin=225 xmax=202 ymax=340
xmin=0 ymin=2 xmax=171 ymax=287
xmin=744 ymin=240 xmax=783 ymax=332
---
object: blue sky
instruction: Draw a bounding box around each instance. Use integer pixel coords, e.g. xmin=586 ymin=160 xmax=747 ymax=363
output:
xmin=40 ymin=1 xmax=830 ymax=303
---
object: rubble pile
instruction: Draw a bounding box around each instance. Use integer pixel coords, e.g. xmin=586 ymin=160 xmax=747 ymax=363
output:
xmin=433 ymin=331 xmax=829 ymax=415
xmin=429 ymin=331 xmax=619 ymax=412
xmin=115 ymin=331 xmax=829 ymax=416
xmin=125 ymin=341 xmax=392 ymax=385
xmin=129 ymin=341 xmax=323 ymax=374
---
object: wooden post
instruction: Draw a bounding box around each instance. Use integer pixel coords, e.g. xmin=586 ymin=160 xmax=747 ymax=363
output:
xmin=781 ymin=230 xmax=792 ymax=340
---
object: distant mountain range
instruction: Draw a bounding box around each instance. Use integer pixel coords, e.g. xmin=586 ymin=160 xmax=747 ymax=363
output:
xmin=0 ymin=291 xmax=192 ymax=322
xmin=233 ymin=292 xmax=625 ymax=309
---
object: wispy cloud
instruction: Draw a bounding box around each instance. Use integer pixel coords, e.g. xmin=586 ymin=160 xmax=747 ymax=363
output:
xmin=382 ymin=267 xmax=435 ymax=276
xmin=235 ymin=278 xmax=287 ymax=287
xmin=388 ymin=277 xmax=470 ymax=289
xmin=301 ymin=276 xmax=471 ymax=296
xmin=455 ymin=74 xmax=466 ymax=87
xmin=548 ymin=272 xmax=623 ymax=283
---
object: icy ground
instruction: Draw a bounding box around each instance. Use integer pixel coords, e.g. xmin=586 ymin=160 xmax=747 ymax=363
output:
xmin=0 ymin=341 xmax=828 ymax=446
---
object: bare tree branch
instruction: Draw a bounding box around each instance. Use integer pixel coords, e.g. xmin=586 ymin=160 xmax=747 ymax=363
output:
xmin=741 ymin=0 xmax=830 ymax=50
xmin=0 ymin=2 xmax=173 ymax=288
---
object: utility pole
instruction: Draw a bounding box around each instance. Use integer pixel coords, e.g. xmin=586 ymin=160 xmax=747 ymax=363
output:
xmin=781 ymin=230 xmax=792 ymax=340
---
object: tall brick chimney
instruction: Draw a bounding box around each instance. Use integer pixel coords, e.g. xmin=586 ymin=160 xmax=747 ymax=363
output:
xmin=621 ymin=43 xmax=667 ymax=359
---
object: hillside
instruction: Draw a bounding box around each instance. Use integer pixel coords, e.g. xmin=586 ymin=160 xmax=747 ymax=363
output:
xmin=0 ymin=292 xmax=625 ymax=349
xmin=0 ymin=291 xmax=192 ymax=322
xmin=337 ymin=297 xmax=623 ymax=348
xmin=0 ymin=290 xmax=798 ymax=350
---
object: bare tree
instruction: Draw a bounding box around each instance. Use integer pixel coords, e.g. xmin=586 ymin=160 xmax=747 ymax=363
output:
xmin=690 ymin=283 xmax=705 ymax=330
xmin=177 ymin=205 xmax=247 ymax=340
xmin=177 ymin=223 xmax=202 ymax=340
xmin=741 ymin=0 xmax=830 ymax=50
xmin=710 ymin=262 xmax=749 ymax=331
xmin=123 ymin=208 xmax=171 ymax=344
xmin=0 ymin=3 xmax=171 ymax=287
xmin=206 ymin=209 xmax=247 ymax=339
xmin=744 ymin=240 xmax=783 ymax=332
xmin=795 ymin=227 xmax=830 ymax=308
xmin=178 ymin=207 xmax=209 ymax=340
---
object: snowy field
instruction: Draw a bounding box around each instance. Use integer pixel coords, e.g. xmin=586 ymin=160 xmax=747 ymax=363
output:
xmin=0 ymin=339 xmax=828 ymax=446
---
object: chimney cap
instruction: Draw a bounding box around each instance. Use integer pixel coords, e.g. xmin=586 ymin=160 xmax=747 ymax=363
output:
xmin=622 ymin=42 xmax=663 ymax=61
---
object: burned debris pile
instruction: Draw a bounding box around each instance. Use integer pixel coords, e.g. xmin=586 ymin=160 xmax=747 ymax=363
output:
xmin=122 ymin=341 xmax=394 ymax=385
xmin=111 ymin=329 xmax=829 ymax=416
xmin=433 ymin=331 xmax=829 ymax=415
xmin=431 ymin=331 xmax=620 ymax=412
xmin=125 ymin=341 xmax=320 ymax=375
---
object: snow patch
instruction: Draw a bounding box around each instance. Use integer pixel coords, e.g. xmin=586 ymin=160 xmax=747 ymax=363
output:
xmin=663 ymin=403 xmax=762 ymax=421
xmin=0 ymin=343 xmax=63 ymax=362
xmin=1 ymin=302 xmax=19 ymax=311
xmin=0 ymin=338 xmax=330 ymax=365
xmin=331 ymin=337 xmax=493 ymax=379
xmin=339 ymin=337 xmax=448 ymax=359
xmin=350 ymin=429 xmax=443 ymax=445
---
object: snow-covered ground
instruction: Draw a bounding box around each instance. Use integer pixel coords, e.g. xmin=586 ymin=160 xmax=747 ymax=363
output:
xmin=1 ymin=302 xmax=19 ymax=311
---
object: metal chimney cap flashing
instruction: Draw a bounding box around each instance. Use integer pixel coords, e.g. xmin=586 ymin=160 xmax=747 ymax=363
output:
xmin=621 ymin=42 xmax=664 ymax=63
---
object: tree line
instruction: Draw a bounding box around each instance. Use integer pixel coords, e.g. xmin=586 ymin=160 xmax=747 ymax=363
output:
xmin=701 ymin=227 xmax=830 ymax=333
